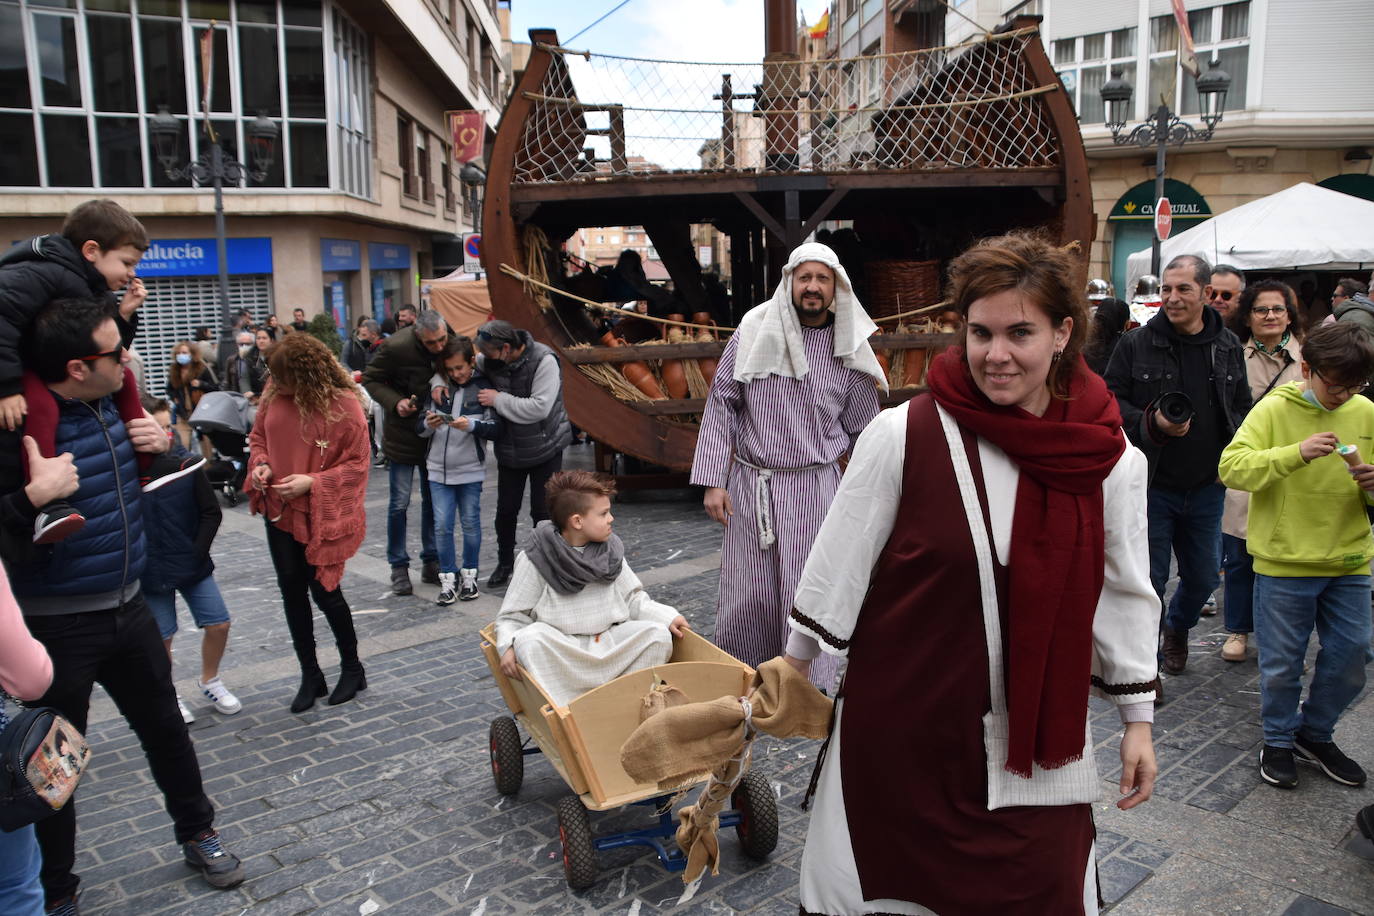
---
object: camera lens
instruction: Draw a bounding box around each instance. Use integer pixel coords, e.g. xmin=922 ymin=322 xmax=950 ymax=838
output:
xmin=1156 ymin=392 xmax=1194 ymax=425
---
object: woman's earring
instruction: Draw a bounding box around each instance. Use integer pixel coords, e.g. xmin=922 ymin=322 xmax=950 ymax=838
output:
xmin=1052 ymin=350 xmax=1063 ymax=362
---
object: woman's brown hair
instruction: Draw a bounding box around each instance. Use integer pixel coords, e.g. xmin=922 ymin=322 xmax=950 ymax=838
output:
xmin=166 ymin=339 xmax=209 ymax=388
xmin=1230 ymin=279 xmax=1305 ymax=343
xmin=261 ymin=332 xmax=361 ymax=420
xmin=945 ymin=231 xmax=1088 ymax=399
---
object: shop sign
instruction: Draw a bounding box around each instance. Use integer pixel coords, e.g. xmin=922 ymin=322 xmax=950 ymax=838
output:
xmin=368 ymin=242 xmax=411 ymax=271
xmin=1108 ymin=179 xmax=1211 ymax=221
xmin=138 ymin=237 xmax=273 ymax=277
xmin=321 ymin=238 xmax=361 ymax=272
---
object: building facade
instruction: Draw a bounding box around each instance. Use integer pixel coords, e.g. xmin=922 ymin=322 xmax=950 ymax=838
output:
xmin=944 ymin=0 xmax=1374 ymax=295
xmin=0 ymin=0 xmax=510 ymax=392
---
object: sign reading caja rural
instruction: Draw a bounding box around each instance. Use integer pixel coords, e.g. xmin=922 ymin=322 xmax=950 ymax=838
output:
xmin=1109 ymin=179 xmax=1211 ymax=221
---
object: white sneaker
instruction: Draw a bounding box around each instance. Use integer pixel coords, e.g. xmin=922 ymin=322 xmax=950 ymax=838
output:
xmin=459 ymin=568 xmax=479 ymax=601
xmin=198 ymin=677 xmax=242 ymax=715
xmin=177 ymin=694 xmax=196 ymax=724
xmin=436 ymin=572 xmax=458 ymax=606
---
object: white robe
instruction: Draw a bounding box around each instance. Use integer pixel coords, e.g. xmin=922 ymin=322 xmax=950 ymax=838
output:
xmin=494 ymin=553 xmax=681 ymax=707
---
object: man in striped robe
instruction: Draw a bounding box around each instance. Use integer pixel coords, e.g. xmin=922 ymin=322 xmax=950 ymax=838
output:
xmin=690 ymin=242 xmax=884 ymax=690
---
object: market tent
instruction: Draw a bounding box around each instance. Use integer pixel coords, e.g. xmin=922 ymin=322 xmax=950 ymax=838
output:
xmin=425 ymin=271 xmax=493 ymax=338
xmin=1126 ymin=182 xmax=1374 ymax=290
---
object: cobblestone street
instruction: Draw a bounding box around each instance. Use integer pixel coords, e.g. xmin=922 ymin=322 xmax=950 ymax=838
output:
xmin=69 ymin=445 xmax=1374 ymax=915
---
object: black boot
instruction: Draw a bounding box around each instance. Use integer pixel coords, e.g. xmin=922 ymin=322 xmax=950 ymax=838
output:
xmin=328 ymin=659 xmax=367 ymax=706
xmin=291 ymin=665 xmax=328 ymax=713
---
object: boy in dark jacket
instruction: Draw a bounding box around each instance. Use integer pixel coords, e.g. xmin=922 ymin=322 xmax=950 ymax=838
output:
xmin=141 ymin=398 xmax=240 ymax=723
xmin=0 ymin=200 xmax=157 ymax=544
xmin=421 ymin=336 xmax=500 ymax=604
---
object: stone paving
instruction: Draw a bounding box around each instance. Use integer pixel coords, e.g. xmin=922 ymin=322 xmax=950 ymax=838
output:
xmin=61 ymin=444 xmax=1374 ymax=914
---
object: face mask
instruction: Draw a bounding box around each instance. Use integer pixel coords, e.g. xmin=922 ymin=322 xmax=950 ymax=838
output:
xmin=239 ymin=345 xmax=252 ymax=357
xmin=176 ymin=353 xmax=192 ymax=365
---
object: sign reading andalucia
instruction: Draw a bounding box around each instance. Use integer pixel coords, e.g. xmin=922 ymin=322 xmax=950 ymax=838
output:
xmin=1109 ymin=179 xmax=1212 ymax=221
xmin=138 ymin=238 xmax=274 ymax=277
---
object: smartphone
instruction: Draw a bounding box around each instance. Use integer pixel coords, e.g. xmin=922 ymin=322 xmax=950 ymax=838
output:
xmin=430 ymin=411 xmax=455 ymax=423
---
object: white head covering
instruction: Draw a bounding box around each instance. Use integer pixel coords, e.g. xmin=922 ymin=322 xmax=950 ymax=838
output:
xmin=731 ymin=242 xmax=887 ymax=391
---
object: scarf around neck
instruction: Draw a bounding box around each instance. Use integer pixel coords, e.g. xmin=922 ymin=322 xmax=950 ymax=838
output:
xmin=926 ymin=348 xmax=1126 ymax=777
xmin=526 ymin=520 xmax=625 ymax=595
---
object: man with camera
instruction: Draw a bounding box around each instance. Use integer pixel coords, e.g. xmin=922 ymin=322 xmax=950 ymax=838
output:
xmin=1105 ymin=254 xmax=1252 ymax=677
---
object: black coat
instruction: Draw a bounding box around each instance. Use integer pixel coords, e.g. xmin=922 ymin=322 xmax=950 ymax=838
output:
xmin=0 ymin=235 xmax=139 ymax=397
xmin=362 ymin=326 xmax=439 ymax=465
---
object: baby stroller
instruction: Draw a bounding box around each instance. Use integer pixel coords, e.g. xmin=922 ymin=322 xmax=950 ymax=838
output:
xmin=188 ymin=391 xmax=255 ymax=506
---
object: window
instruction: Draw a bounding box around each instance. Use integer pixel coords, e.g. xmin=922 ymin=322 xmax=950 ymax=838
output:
xmin=333 ymin=7 xmax=373 ymax=198
xmin=416 ymin=128 xmax=433 ymax=203
xmin=441 ymin=141 xmax=454 ymax=214
xmin=1148 ymin=1 xmax=1248 ymax=117
xmin=0 ymin=0 xmax=343 ymax=190
xmin=397 ymin=114 xmax=416 ymax=197
xmin=1054 ymin=26 xmax=1136 ymax=124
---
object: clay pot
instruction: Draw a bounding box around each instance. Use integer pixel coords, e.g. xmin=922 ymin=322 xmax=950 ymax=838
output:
xmin=692 ymin=312 xmax=719 ymax=386
xmin=903 ymin=348 xmax=927 ymax=387
xmin=660 ymin=315 xmax=689 ymax=399
xmin=600 ymin=331 xmax=666 ymax=399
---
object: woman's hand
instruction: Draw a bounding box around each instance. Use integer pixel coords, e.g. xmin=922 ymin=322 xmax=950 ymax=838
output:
xmin=499 ymin=647 xmax=521 ymax=681
xmin=1117 ymin=721 xmax=1156 ymax=810
xmin=668 ymin=615 xmax=691 ymax=638
xmin=271 ymin=474 xmax=314 ymax=500
xmin=251 ymin=463 xmax=273 ymax=490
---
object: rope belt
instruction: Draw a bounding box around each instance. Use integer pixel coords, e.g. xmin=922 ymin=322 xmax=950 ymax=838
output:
xmin=731 ymin=455 xmax=831 ymax=550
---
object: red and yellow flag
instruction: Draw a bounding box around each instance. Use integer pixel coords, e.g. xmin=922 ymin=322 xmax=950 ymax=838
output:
xmin=808 ymin=10 xmax=830 ymax=39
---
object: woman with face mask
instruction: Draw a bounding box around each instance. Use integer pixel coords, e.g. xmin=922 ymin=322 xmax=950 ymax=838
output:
xmin=166 ymin=341 xmax=220 ymax=458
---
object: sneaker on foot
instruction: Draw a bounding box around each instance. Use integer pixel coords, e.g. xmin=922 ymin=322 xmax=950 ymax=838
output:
xmin=390 ymin=566 xmax=413 ymax=596
xmin=177 ymin=694 xmax=195 ymax=724
xmin=1294 ymin=736 xmax=1367 ymax=786
xmin=142 ymin=451 xmax=207 ymax=492
xmin=1200 ymin=593 xmax=1218 ymax=616
xmin=436 ymin=572 xmax=457 ymax=606
xmin=459 ymin=568 xmax=479 ymax=601
xmin=198 ymin=677 xmax=242 ymax=715
xmin=1221 ymin=632 xmax=1247 ymax=662
xmin=1259 ymin=745 xmax=1298 ymax=789
xmin=34 ymin=501 xmax=86 ymax=545
xmin=182 ymin=829 xmax=244 ymax=889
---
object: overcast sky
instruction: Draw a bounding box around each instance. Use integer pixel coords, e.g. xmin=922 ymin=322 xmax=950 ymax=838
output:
xmin=510 ymin=0 xmax=833 ymax=62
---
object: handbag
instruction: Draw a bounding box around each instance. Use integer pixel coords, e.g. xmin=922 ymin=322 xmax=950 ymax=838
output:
xmin=0 ymin=701 xmax=91 ymax=832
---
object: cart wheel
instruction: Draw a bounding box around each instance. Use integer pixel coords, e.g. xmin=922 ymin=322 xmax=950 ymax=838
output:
xmin=488 ymin=716 xmax=524 ymax=796
xmin=557 ymin=795 xmax=598 ymax=889
xmin=731 ymin=770 xmax=778 ymax=859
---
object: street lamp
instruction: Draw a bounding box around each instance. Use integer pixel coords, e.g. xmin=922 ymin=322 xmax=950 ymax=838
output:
xmin=150 ymin=106 xmax=279 ymax=363
xmin=1100 ymin=58 xmax=1231 ymax=275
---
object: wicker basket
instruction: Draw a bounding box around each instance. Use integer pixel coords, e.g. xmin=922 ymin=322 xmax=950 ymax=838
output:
xmin=864 ymin=259 xmax=941 ymax=318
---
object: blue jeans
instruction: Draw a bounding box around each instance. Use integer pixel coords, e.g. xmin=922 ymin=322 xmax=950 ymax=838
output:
xmin=0 ymin=823 xmax=44 ymax=915
xmin=1148 ymin=482 xmax=1225 ymax=634
xmin=1221 ymin=533 xmax=1255 ymax=634
xmin=144 ymin=574 xmax=231 ymax=640
xmin=431 ymin=480 xmax=482 ymax=573
xmin=1253 ymin=573 xmax=1372 ymax=747
xmin=387 ymin=460 xmax=437 ymax=568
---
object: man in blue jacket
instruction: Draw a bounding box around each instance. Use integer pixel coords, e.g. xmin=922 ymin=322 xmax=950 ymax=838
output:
xmin=0 ymin=298 xmax=244 ymax=914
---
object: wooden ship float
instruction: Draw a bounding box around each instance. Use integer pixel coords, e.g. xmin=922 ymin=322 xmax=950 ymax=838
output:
xmin=480 ymin=1 xmax=1093 ymax=472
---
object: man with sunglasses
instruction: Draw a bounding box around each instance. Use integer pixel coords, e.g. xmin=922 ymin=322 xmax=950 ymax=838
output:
xmin=1208 ymin=265 xmax=1246 ymax=323
xmin=0 ymin=298 xmax=245 ymax=913
xmin=1105 ymin=254 xmax=1253 ymax=682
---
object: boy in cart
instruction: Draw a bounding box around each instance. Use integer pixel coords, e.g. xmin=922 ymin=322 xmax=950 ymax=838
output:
xmin=494 ymin=470 xmax=690 ymax=707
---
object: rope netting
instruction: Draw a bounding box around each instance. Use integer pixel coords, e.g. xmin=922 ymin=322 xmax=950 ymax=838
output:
xmin=513 ymin=29 xmax=1061 ymax=183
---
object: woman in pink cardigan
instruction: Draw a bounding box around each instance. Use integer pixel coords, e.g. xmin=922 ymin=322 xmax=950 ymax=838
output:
xmin=1 ymin=557 xmax=55 ymax=915
xmin=248 ymin=334 xmax=371 ymax=712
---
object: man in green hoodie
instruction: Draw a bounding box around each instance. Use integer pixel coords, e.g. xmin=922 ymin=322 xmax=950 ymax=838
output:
xmin=1219 ymin=322 xmax=1374 ymax=791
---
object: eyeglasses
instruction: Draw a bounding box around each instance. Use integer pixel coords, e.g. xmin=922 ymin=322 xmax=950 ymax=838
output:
xmin=1209 ymin=290 xmax=1235 ymax=302
xmin=1315 ymin=371 xmax=1370 ymax=397
xmin=1251 ymin=306 xmax=1288 ymax=316
xmin=79 ymin=345 xmax=125 ymax=363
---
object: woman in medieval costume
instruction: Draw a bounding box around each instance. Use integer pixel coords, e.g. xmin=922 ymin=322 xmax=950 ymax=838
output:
xmin=248 ymin=333 xmax=371 ymax=713
xmin=785 ymin=232 xmax=1159 ymax=914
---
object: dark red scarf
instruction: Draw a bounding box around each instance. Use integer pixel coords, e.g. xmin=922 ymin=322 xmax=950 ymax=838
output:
xmin=926 ymin=348 xmax=1125 ymax=777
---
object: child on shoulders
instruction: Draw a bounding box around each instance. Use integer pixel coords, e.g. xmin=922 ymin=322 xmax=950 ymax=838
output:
xmin=494 ymin=470 xmax=689 ymax=707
